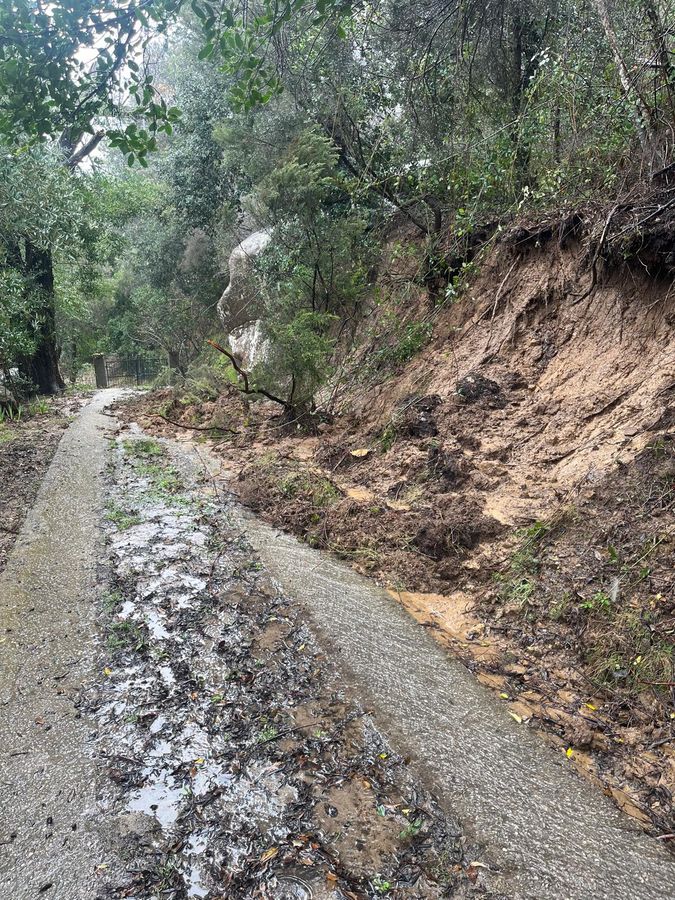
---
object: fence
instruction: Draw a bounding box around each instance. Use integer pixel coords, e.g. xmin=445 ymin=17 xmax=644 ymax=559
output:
xmin=93 ymin=354 xmax=167 ymax=389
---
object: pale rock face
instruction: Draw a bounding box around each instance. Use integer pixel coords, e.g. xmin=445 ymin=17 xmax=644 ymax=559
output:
xmin=217 ymin=230 xmax=271 ymax=333
xmin=229 ymin=320 xmax=270 ymax=370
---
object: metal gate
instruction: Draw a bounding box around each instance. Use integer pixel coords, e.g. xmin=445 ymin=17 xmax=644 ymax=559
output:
xmin=93 ymin=354 xmax=165 ymax=388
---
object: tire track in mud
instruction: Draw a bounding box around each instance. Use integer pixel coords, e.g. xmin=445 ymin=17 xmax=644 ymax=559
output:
xmin=96 ymin=431 xmax=487 ymax=899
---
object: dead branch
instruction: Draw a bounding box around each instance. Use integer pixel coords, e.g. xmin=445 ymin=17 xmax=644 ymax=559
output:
xmin=206 ymin=339 xmax=289 ymax=409
xmin=152 ymin=412 xmax=238 ymax=434
xmin=609 ymin=194 xmax=675 ymax=243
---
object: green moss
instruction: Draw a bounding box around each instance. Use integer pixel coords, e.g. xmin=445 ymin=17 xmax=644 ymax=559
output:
xmin=105 ymin=503 xmax=141 ymax=530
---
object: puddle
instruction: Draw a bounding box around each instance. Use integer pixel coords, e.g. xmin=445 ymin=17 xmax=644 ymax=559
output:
xmin=127 ymin=770 xmax=183 ymax=829
xmin=272 ymin=875 xmax=314 ymax=899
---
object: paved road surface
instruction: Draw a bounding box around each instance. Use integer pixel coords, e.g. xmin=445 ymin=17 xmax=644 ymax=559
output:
xmin=0 ymin=392 xmax=121 ymax=899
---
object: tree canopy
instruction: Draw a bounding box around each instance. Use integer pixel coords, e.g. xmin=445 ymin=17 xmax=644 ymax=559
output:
xmin=0 ymin=0 xmax=673 ymax=400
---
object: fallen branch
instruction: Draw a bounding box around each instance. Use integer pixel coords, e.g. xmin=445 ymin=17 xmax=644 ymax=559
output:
xmin=609 ymin=194 xmax=675 ymax=243
xmin=152 ymin=412 xmax=237 ymax=434
xmin=206 ymin=339 xmax=289 ymax=409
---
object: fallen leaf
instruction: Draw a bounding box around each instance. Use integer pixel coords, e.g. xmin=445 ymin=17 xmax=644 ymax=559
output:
xmin=385 ymin=499 xmax=411 ymax=511
xmin=259 ymin=847 xmax=278 ymax=862
xmin=103 ymin=667 xmax=112 ymax=677
xmin=350 ymin=448 xmax=371 ymax=457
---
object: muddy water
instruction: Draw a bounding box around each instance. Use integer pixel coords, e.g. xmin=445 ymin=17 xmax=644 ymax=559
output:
xmin=98 ymin=432 xmax=474 ymax=899
xmin=224 ymin=507 xmax=675 ymax=900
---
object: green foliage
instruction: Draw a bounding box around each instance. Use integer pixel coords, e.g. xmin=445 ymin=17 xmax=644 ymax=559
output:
xmin=0 ymin=269 xmax=41 ymax=371
xmin=589 ymin=607 xmax=674 ymax=693
xmin=214 ymin=123 xmax=375 ymax=410
xmin=373 ymin=320 xmax=433 ymax=370
xmin=278 ymin=470 xmax=340 ymax=507
xmin=0 ymin=0 xmax=181 ymax=159
xmin=2 ymin=0 xmax=673 ymax=404
xmin=495 ymin=520 xmax=551 ymax=608
xmin=580 ymin=591 xmax=613 ymax=614
xmin=379 ymin=423 xmax=398 ymax=453
xmin=122 ymin=438 xmax=164 ymax=457
xmin=0 ymin=402 xmax=23 ymax=424
xmin=105 ymin=503 xmax=142 ymax=530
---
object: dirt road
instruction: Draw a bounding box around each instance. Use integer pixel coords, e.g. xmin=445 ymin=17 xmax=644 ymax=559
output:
xmin=1 ymin=392 xmax=674 ymax=898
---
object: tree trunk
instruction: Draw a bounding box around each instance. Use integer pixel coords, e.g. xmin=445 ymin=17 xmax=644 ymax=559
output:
xmin=593 ymin=0 xmax=655 ymax=145
xmin=18 ymin=243 xmax=65 ymax=395
xmin=509 ymin=6 xmax=535 ymax=187
xmin=643 ymin=0 xmax=675 ymax=130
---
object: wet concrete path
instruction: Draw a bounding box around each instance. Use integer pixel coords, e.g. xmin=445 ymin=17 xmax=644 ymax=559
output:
xmin=237 ymin=513 xmax=675 ymax=900
xmin=0 ymin=391 xmax=124 ymax=898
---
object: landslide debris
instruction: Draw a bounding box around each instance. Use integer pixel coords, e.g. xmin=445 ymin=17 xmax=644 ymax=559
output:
xmin=115 ymin=205 xmax=675 ymax=842
xmin=95 ymin=430 xmax=488 ymax=898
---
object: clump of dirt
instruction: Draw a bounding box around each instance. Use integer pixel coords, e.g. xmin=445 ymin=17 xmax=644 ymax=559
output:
xmin=0 ymin=399 xmax=80 ymax=574
xmin=455 ymin=375 xmax=505 ymax=408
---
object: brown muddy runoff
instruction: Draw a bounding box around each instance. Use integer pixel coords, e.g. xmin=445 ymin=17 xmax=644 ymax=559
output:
xmin=96 ymin=428 xmax=484 ymax=899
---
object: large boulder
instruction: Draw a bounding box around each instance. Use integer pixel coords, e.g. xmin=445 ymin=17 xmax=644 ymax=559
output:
xmin=228 ymin=320 xmax=270 ymax=371
xmin=217 ymin=230 xmax=271 ymax=333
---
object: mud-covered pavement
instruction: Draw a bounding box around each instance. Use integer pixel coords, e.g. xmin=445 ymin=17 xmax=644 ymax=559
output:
xmin=97 ymin=428 xmax=484 ymax=899
xmin=3 ymin=393 xmax=675 ymax=900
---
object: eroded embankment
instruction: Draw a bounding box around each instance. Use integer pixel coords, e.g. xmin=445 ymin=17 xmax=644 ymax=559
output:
xmin=96 ymin=430 xmax=486 ymax=899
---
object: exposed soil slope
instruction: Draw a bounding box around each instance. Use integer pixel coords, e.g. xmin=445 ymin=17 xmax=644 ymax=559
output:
xmin=118 ymin=207 xmax=675 ymax=841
